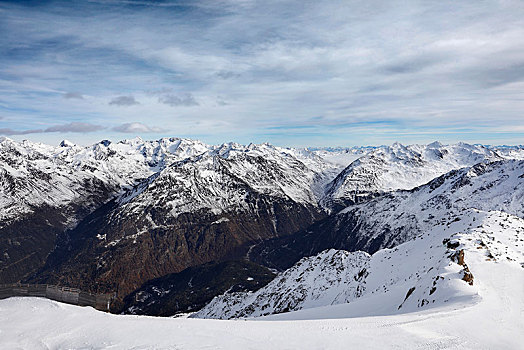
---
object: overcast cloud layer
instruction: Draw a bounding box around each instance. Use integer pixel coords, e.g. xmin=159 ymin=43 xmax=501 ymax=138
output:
xmin=0 ymin=0 xmax=523 ymax=146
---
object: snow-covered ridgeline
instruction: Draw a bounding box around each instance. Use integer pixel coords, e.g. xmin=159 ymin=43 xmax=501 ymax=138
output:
xmin=195 ymin=159 xmax=524 ymax=319
xmin=322 ymin=142 xmax=507 ymax=208
xmin=335 ymin=159 xmax=524 ymax=254
xmin=194 ymin=209 xmax=524 ymax=319
xmin=0 ymin=137 xmax=340 ymax=225
xmin=0 ymin=137 xmax=211 ymax=224
xmin=2 ymin=136 xmax=523 ymax=226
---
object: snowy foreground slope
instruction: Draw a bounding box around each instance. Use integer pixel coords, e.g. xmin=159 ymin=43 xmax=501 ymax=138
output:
xmin=1 ymin=233 xmax=522 ymax=350
xmin=1 ymin=209 xmax=522 ymax=349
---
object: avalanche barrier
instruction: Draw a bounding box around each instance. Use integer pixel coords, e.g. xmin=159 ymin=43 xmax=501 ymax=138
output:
xmin=0 ymin=283 xmax=113 ymax=311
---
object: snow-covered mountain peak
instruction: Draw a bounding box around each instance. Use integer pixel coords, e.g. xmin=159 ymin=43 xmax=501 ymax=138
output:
xmin=390 ymin=141 xmax=409 ymax=152
xmin=116 ymin=143 xmax=325 ymax=218
xmin=122 ymin=136 xmax=144 ymax=145
xmin=59 ymin=140 xmax=75 ymax=147
xmin=426 ymin=140 xmax=443 ymax=148
xmin=321 ymin=142 xmax=504 ymax=210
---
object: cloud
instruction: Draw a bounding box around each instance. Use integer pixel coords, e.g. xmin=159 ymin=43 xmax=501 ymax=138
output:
xmin=381 ymin=55 xmax=444 ymax=75
xmin=111 ymin=122 xmax=162 ymax=133
xmin=44 ymin=122 xmax=104 ymax=133
xmin=87 ymin=0 xmax=189 ymax=7
xmin=216 ymin=97 xmax=228 ymax=106
xmin=215 ymin=70 xmax=240 ymax=79
xmin=109 ymin=95 xmax=140 ymax=106
xmin=0 ymin=122 xmax=104 ymax=135
xmin=0 ymin=128 xmax=44 ymax=135
xmin=158 ymin=93 xmax=199 ymax=107
xmin=145 ymin=87 xmax=173 ymax=96
xmin=63 ymin=92 xmax=84 ymax=99
xmin=1 ymin=1 xmax=524 ymax=146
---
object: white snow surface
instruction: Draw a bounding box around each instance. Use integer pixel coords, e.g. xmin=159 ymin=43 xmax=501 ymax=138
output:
xmin=1 ymin=219 xmax=522 ymax=350
xmin=492 ymin=145 xmax=524 ymax=160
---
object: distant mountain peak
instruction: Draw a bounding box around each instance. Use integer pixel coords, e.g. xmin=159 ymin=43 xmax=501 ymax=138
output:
xmin=427 ymin=140 xmax=443 ymax=148
xmin=59 ymin=139 xmax=76 ymax=147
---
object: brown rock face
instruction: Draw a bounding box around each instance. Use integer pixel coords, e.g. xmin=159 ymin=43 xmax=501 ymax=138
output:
xmin=452 ymin=249 xmax=474 ymax=286
xmin=0 ymin=207 xmax=65 ymax=283
xmin=31 ymin=194 xmax=324 ymax=309
xmin=0 ymin=181 xmax=114 ymax=284
xmin=462 ymin=268 xmax=474 ymax=286
xmin=457 ymin=249 xmax=465 ymax=266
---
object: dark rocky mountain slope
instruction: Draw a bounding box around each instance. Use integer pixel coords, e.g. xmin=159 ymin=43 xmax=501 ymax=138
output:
xmin=28 ymin=148 xmax=327 ymax=309
xmin=122 ymin=260 xmax=275 ymax=316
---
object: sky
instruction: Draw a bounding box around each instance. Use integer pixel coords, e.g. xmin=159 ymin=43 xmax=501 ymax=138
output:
xmin=1 ymin=0 xmax=524 ymax=147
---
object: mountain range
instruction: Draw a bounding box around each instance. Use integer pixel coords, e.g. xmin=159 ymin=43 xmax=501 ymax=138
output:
xmin=1 ymin=136 xmax=523 ymax=316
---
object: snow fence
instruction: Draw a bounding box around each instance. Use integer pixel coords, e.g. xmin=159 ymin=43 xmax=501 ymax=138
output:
xmin=0 ymin=283 xmax=113 ymax=311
